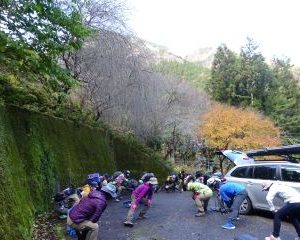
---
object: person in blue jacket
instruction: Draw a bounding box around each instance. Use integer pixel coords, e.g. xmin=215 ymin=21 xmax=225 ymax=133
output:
xmin=219 ymin=182 xmax=248 ymax=229
xmin=207 ymin=178 xmax=247 ymax=230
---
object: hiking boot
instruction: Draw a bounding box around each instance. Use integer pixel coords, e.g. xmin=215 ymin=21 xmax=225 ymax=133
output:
xmin=195 ymin=212 xmax=205 ymax=217
xmin=265 ymin=235 xmax=281 ymax=240
xmin=222 ymin=220 xmax=235 ymax=230
xmin=123 ymin=221 xmax=134 ymax=227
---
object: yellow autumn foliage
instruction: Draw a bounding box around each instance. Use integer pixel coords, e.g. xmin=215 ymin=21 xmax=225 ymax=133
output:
xmin=198 ymin=104 xmax=281 ymax=150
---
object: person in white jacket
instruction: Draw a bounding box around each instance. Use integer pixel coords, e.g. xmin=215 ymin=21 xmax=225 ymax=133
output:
xmin=262 ymin=181 xmax=300 ymax=240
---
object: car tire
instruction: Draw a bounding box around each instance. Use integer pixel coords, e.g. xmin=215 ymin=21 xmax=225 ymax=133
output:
xmin=239 ymin=197 xmax=252 ymax=215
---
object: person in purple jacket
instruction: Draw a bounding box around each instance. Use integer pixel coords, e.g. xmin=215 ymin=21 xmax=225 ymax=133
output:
xmin=67 ymin=182 xmax=117 ymax=240
xmin=124 ymin=176 xmax=158 ymax=227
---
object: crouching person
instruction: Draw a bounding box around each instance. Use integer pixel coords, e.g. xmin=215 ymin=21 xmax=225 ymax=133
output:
xmin=124 ymin=176 xmax=158 ymax=227
xmin=186 ymin=175 xmax=213 ymax=217
xmin=67 ymin=182 xmax=117 ymax=240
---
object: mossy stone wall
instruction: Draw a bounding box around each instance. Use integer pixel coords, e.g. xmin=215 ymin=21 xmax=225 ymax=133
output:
xmin=0 ymin=105 xmax=170 ymax=240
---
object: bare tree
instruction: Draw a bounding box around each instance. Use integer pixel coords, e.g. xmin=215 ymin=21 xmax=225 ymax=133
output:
xmin=60 ymin=0 xmax=128 ymax=32
xmin=59 ymin=0 xmax=211 ymax=156
xmin=60 ymin=0 xmax=129 ymax=79
xmin=71 ymin=31 xmax=210 ymax=145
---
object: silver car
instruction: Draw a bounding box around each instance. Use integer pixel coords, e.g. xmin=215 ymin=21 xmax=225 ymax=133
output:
xmin=225 ymin=162 xmax=300 ymax=214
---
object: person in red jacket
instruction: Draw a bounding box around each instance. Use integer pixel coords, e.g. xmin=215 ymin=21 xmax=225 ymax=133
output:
xmin=123 ymin=176 xmax=158 ymax=227
xmin=67 ymin=182 xmax=116 ymax=240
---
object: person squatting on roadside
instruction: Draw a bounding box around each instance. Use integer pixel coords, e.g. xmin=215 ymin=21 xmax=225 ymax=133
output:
xmin=123 ymin=176 xmax=158 ymax=227
xmin=112 ymin=171 xmax=127 ymax=202
xmin=262 ymin=181 xmax=300 ymax=240
xmin=67 ymin=182 xmax=117 ymax=240
xmin=186 ymin=176 xmax=213 ymax=216
xmin=123 ymin=170 xmax=131 ymax=179
xmin=100 ymin=173 xmax=110 ymax=187
xmin=195 ymin=171 xmax=210 ymax=185
xmin=207 ymin=178 xmax=248 ymax=230
xmin=178 ymin=170 xmax=186 ymax=191
xmin=139 ymin=172 xmax=155 ymax=184
xmin=53 ymin=187 xmax=80 ymax=219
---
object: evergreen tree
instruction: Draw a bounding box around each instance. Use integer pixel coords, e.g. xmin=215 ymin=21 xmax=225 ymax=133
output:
xmin=209 ymin=38 xmax=300 ymax=143
xmin=236 ymin=38 xmax=273 ymax=111
xmin=267 ymin=58 xmax=300 ymax=140
xmin=209 ymin=44 xmax=238 ymax=105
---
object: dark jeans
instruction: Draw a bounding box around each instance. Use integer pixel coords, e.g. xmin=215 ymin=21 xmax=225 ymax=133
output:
xmin=228 ymin=190 xmax=248 ymax=221
xmin=273 ymin=202 xmax=300 ymax=238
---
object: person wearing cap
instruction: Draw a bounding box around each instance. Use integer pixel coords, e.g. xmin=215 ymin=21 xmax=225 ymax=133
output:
xmin=123 ymin=176 xmax=158 ymax=227
xmin=216 ymin=181 xmax=247 ymax=230
xmin=186 ymin=176 xmax=213 ymax=216
xmin=262 ymin=181 xmax=300 ymax=240
xmin=67 ymin=182 xmax=117 ymax=240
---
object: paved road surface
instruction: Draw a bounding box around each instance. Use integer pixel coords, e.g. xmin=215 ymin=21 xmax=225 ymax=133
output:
xmin=98 ymin=191 xmax=298 ymax=240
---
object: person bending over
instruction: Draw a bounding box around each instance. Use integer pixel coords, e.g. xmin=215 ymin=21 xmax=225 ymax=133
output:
xmin=187 ymin=175 xmax=213 ymax=216
xmin=263 ymin=181 xmax=300 ymax=240
xmin=207 ymin=178 xmax=247 ymax=230
xmin=123 ymin=176 xmax=158 ymax=227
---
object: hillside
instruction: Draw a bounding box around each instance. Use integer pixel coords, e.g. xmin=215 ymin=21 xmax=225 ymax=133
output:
xmin=185 ymin=47 xmax=216 ymax=68
xmin=145 ymin=42 xmax=213 ymax=89
xmin=0 ymin=104 xmax=171 ymax=240
xmin=147 ymin=41 xmax=215 ymax=68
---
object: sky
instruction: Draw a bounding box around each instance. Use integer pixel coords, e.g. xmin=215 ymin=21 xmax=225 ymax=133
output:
xmin=127 ymin=0 xmax=300 ymax=66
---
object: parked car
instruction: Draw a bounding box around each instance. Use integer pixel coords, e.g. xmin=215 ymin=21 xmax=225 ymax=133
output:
xmin=221 ymin=145 xmax=300 ymax=214
xmin=225 ymin=162 xmax=300 ymax=214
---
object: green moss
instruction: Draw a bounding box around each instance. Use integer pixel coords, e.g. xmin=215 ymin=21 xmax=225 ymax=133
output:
xmin=0 ymin=104 xmax=171 ymax=240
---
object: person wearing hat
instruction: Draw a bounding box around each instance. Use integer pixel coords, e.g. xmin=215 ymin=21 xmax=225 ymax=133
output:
xmin=186 ymin=176 xmax=213 ymax=216
xmin=79 ymin=181 xmax=99 ymax=199
xmin=206 ymin=177 xmax=222 ymax=191
xmin=262 ymin=181 xmax=300 ymax=240
xmin=67 ymin=182 xmax=117 ymax=240
xmin=209 ymin=180 xmax=247 ymax=230
xmin=139 ymin=172 xmax=155 ymax=184
xmin=123 ymin=176 xmax=158 ymax=227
